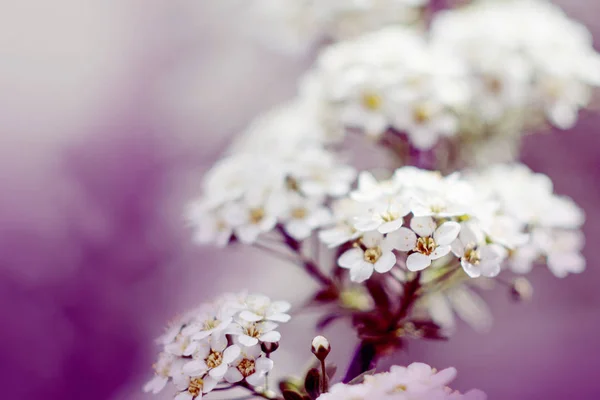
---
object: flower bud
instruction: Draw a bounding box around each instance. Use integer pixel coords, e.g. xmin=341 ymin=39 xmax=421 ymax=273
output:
xmin=261 ymin=341 xmax=279 ymax=354
xmin=311 ymin=335 xmax=331 ymax=361
xmin=511 ymin=277 xmax=533 ymax=302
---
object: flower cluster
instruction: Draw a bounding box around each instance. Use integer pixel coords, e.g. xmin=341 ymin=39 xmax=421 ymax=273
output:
xmin=299 ymin=0 xmax=600 ymax=156
xmin=247 ymin=0 xmax=431 ymax=54
xmin=467 ymin=163 xmax=586 ymax=278
xmin=320 ymin=167 xmax=506 ymax=282
xmin=187 ymin=100 xmax=355 ymax=246
xmin=317 ymin=362 xmax=486 ymax=400
xmin=302 ymin=26 xmax=469 ymax=149
xmin=431 ymin=0 xmax=600 ymax=130
xmin=144 ymin=293 xmax=291 ymax=399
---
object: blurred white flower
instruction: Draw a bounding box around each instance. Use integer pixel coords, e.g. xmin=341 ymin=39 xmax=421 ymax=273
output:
xmin=431 ymin=0 xmax=600 ymax=130
xmin=317 ymin=362 xmax=486 ymax=399
xmin=451 ymin=223 xmax=505 ymax=278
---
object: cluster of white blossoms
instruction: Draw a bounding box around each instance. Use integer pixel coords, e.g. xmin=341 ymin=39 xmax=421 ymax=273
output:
xmin=302 ymin=26 xmax=470 ymax=150
xmin=431 ymin=0 xmax=600 ymax=130
xmin=187 ymin=100 xmax=356 ymax=246
xmin=144 ymin=293 xmax=291 ymax=399
xmin=320 ymin=167 xmax=505 ymax=282
xmin=467 ymin=163 xmax=586 ymax=278
xmin=317 ymin=363 xmax=486 ymax=400
xmin=247 ymin=0 xmax=430 ymax=54
xmin=299 ymin=0 xmax=600 ymax=153
xmin=320 ymin=164 xmax=586 ymax=283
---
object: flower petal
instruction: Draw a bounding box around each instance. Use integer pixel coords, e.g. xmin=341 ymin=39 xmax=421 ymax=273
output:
xmin=338 ymin=248 xmax=363 ymax=269
xmin=223 ymin=345 xmax=241 ymax=363
xmin=387 ymin=227 xmax=417 ymax=251
xmin=224 ymin=367 xmax=244 ymax=383
xmin=410 ymin=216 xmax=436 ymax=237
xmin=255 ymin=356 xmax=274 ymax=373
xmin=238 ymin=335 xmax=259 ymax=347
xmin=238 ymin=311 xmax=263 ymax=322
xmin=259 ymin=330 xmax=281 ymax=343
xmin=183 ymin=360 xmax=207 ymax=376
xmin=350 ymin=262 xmax=374 ymax=282
xmin=431 ymin=245 xmax=451 ymax=260
xmin=434 ymin=221 xmax=461 ymax=245
xmin=374 ymin=251 xmax=396 ymax=273
xmin=406 ymin=253 xmax=431 ymax=271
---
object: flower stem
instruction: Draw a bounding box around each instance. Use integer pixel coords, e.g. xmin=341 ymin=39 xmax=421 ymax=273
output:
xmin=342 ymin=341 xmax=378 ymax=383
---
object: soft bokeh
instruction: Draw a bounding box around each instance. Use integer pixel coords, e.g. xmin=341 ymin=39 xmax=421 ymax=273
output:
xmin=1 ymin=1 xmax=599 ymax=399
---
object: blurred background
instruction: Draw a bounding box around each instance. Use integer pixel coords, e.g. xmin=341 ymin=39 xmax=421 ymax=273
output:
xmin=1 ymin=1 xmax=599 ymax=399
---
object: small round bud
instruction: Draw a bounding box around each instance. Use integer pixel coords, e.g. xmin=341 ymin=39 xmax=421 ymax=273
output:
xmin=511 ymin=277 xmax=533 ymax=302
xmin=261 ymin=341 xmax=279 ymax=354
xmin=311 ymin=335 xmax=331 ymax=361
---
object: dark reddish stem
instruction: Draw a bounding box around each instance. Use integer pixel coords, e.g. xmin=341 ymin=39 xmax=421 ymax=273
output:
xmin=276 ymin=226 xmax=334 ymax=287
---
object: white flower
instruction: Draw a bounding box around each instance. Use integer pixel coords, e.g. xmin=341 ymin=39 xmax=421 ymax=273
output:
xmin=143 ymin=352 xmax=176 ymax=394
xmin=186 ymin=203 xmax=232 ymax=247
xmin=317 ymin=362 xmax=486 ymax=400
xmin=338 ymin=231 xmax=399 ymax=282
xmin=451 ymin=223 xmax=505 ymax=278
xmin=183 ymin=336 xmax=241 ymax=380
xmin=530 ymin=228 xmax=586 ymax=278
xmin=319 ymin=198 xmax=365 ymax=247
xmin=224 ymin=189 xmax=281 ymax=244
xmin=224 ymin=345 xmax=274 ymax=386
xmin=394 ymin=216 xmax=461 ymax=271
xmin=173 ymin=373 xmax=218 ymax=400
xmin=238 ymin=294 xmax=292 ymax=323
xmin=280 ymin=193 xmax=332 ymax=240
xmin=180 ymin=304 xmax=234 ymax=342
xmin=227 ymin=320 xmax=282 ymax=347
xmin=353 ymin=196 xmax=411 ymax=234
xmin=351 ymin=171 xmax=402 ymax=203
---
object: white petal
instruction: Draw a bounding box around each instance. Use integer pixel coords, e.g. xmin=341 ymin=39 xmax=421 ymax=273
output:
xmin=426 ymin=293 xmax=456 ymax=332
xmin=203 ymin=376 xmax=219 ymax=393
xmin=378 ymin=218 xmax=404 ymax=234
xmin=448 ymin=287 xmax=493 ymax=333
xmin=350 ymin=262 xmax=374 ymax=282
xmin=450 ymin=238 xmax=465 ymax=257
xmin=246 ymin=372 xmax=266 ymax=387
xmin=434 ymin=221 xmax=461 ymax=245
xmin=175 ymin=392 xmax=193 ymax=400
xmin=460 ymin=260 xmax=481 ymax=278
xmin=362 ymin=231 xmax=383 ymax=247
xmin=354 ymin=217 xmax=381 ymax=232
xmin=479 ymin=260 xmax=501 ymax=278
xmin=406 ymin=253 xmax=432 ymax=271
xmin=338 ymin=248 xmax=363 ymax=269
xmin=387 ymin=227 xmax=417 ymax=251
xmin=285 ymin=221 xmax=312 ymax=240
xmin=239 ymin=311 xmax=263 ymax=322
xmin=374 ymin=251 xmax=396 ymax=273
xmin=223 ymin=345 xmax=241 ymax=363
xmin=410 ymin=216 xmax=436 ymax=237
xmin=183 ymin=360 xmax=207 ymax=376
xmin=238 ymin=335 xmax=259 ymax=347
xmin=431 ymin=245 xmax=451 ymax=260
xmin=267 ymin=313 xmax=291 ymax=323
xmin=224 ymin=367 xmax=244 ymax=383
xmin=259 ymin=330 xmax=281 ymax=343
xmin=209 ymin=363 xmax=228 ymax=378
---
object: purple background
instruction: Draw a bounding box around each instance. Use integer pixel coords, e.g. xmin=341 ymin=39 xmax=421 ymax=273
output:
xmin=1 ymin=1 xmax=599 ymax=399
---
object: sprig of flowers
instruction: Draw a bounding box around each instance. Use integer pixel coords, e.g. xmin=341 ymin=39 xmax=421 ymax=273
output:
xmin=317 ymin=362 xmax=485 ymax=400
xmin=144 ymin=292 xmax=290 ymax=399
xmin=187 ymin=101 xmax=356 ymax=246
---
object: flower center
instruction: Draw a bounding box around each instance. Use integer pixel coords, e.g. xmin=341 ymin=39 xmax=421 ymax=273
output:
xmin=484 ymin=76 xmax=503 ymax=94
xmin=291 ymin=207 xmax=307 ymax=219
xmin=237 ymin=358 xmax=256 ymax=377
xmin=394 ymin=384 xmax=407 ymax=392
xmin=464 ymin=245 xmax=481 ymax=265
xmin=413 ymin=104 xmax=431 ymax=124
xmin=244 ymin=324 xmax=261 ymax=338
xmin=285 ymin=176 xmax=299 ymax=191
xmin=415 ymin=237 xmax=436 ymax=256
xmin=362 ymin=91 xmax=383 ymax=111
xmin=249 ymin=208 xmax=265 ymax=224
xmin=202 ymin=318 xmax=220 ymax=331
xmin=363 ymin=247 xmax=382 ymax=264
xmin=188 ymin=377 xmax=204 ymax=397
xmin=381 ymin=210 xmax=399 ymax=222
xmin=206 ymin=350 xmax=223 ymax=369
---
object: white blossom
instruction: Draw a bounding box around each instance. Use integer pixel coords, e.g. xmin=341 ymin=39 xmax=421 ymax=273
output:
xmin=395 ymin=216 xmax=461 ymax=272
xmin=224 ymin=345 xmax=274 ymax=386
xmin=317 ymin=363 xmax=486 ymax=399
xmin=451 ymin=223 xmax=505 ymax=278
xmin=338 ymin=231 xmax=400 ymax=282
